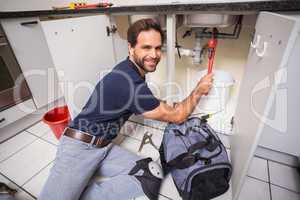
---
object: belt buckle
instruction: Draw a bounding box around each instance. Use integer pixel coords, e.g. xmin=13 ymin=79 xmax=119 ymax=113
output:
xmin=95 ymin=137 xmax=104 ymax=147
xmin=89 ymin=135 xmax=96 ymax=147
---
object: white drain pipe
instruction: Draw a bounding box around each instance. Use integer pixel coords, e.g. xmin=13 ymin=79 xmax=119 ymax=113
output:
xmin=172 ymin=36 xmax=203 ymax=64
xmin=192 ymin=37 xmax=202 ymax=64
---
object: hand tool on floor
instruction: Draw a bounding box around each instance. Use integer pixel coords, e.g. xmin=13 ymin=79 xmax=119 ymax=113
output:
xmin=191 ymin=109 xmax=223 ymax=117
xmin=138 ymin=132 xmax=158 ymax=152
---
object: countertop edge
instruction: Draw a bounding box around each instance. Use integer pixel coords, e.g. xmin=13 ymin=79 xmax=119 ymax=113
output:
xmin=1 ymin=1 xmax=300 ymax=19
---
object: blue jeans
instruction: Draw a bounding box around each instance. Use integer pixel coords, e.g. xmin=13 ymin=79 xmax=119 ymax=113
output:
xmin=0 ymin=195 xmax=16 ymax=200
xmin=39 ymin=135 xmax=148 ymax=200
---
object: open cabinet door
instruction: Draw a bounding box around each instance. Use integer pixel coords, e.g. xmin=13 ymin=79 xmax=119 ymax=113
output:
xmin=231 ymin=12 xmax=298 ymax=200
xmin=1 ymin=17 xmax=63 ymax=109
xmin=41 ymin=15 xmax=116 ymax=118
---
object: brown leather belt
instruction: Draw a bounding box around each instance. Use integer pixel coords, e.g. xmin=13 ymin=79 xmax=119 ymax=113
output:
xmin=64 ymin=127 xmax=111 ymax=148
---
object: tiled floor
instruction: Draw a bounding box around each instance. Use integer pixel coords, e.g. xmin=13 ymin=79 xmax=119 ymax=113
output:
xmin=0 ymin=119 xmax=299 ymax=200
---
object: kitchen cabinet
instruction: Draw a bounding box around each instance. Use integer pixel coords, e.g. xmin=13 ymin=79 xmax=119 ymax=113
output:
xmin=154 ymin=11 xmax=300 ymax=200
xmin=19 ymin=11 xmax=299 ymax=200
xmin=0 ymin=17 xmax=63 ymax=109
xmin=41 ymin=14 xmax=125 ymax=118
xmin=0 ymin=98 xmax=36 ymax=129
xmin=255 ymin=13 xmax=300 ymax=157
xmin=231 ymin=12 xmax=300 ymax=200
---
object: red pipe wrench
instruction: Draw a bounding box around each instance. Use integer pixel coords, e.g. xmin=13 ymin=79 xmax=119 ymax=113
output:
xmin=204 ymin=31 xmax=218 ymax=95
xmin=207 ymin=38 xmax=217 ymax=74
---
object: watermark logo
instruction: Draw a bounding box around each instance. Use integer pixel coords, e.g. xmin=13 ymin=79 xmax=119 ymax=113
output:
xmin=250 ymin=67 xmax=287 ymax=133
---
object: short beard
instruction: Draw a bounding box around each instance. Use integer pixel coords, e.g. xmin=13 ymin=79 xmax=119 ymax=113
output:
xmin=133 ymin=55 xmax=158 ymax=73
xmin=133 ymin=56 xmax=147 ymax=72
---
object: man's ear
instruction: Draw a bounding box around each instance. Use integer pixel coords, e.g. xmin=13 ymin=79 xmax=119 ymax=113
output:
xmin=128 ymin=43 xmax=134 ymax=56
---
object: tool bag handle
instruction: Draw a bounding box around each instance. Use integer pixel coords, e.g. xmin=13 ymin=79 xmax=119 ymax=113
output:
xmin=166 ymin=122 xmax=221 ymax=170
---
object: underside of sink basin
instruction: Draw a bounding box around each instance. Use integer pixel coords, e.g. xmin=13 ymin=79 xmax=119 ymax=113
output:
xmin=184 ymin=14 xmax=238 ymax=28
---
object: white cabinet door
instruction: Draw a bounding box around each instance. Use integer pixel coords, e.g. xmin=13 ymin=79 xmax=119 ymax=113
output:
xmin=109 ymin=16 xmax=129 ymax=64
xmin=1 ymin=17 xmax=63 ymax=109
xmin=41 ymin=15 xmax=116 ymax=118
xmin=258 ymin=13 xmax=300 ymax=156
xmin=230 ymin=12 xmax=298 ymax=200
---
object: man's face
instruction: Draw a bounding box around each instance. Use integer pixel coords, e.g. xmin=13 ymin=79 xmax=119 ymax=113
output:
xmin=129 ymin=29 xmax=162 ymax=73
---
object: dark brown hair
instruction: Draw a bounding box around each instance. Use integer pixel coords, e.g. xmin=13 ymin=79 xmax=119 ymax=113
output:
xmin=127 ymin=18 xmax=164 ymax=47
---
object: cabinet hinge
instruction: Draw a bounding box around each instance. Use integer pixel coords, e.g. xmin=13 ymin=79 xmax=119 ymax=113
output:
xmin=106 ymin=25 xmax=117 ymax=36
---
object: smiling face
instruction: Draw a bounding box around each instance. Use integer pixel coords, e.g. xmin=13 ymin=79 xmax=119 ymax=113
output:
xmin=128 ymin=29 xmax=162 ymax=75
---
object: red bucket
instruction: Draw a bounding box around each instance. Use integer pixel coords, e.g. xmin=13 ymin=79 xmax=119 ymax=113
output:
xmin=43 ymin=105 xmax=71 ymax=139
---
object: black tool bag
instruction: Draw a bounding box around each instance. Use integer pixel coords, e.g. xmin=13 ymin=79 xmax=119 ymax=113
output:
xmin=159 ymin=117 xmax=232 ymax=200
